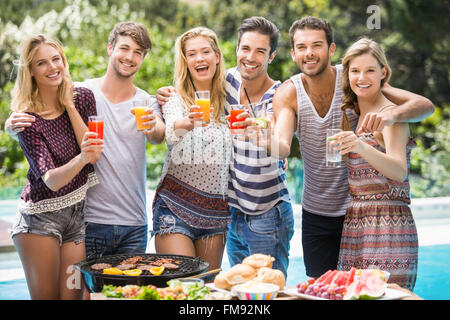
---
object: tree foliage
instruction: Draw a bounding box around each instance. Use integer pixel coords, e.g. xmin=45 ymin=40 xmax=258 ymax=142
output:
xmin=0 ymin=0 xmax=448 ymax=199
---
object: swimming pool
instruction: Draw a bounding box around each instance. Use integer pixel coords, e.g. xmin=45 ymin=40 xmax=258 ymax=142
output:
xmin=1 ymin=196 xmax=450 ymax=300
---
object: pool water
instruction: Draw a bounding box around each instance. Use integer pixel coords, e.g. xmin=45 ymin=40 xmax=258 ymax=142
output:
xmin=2 ymin=244 xmax=449 ymax=300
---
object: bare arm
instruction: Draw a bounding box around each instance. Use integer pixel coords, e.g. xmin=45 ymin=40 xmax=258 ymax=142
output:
xmin=42 ymin=132 xmax=103 ymax=191
xmin=270 ymin=80 xmax=298 ymax=158
xmin=156 ymin=86 xmax=176 ymax=107
xmin=333 ymin=123 xmax=409 ymax=181
xmin=360 ymin=84 xmax=434 ymax=133
xmin=145 ymin=114 xmax=166 ymax=144
xmin=42 ymin=153 xmax=87 ymax=191
xmin=382 ymin=84 xmax=434 ymax=122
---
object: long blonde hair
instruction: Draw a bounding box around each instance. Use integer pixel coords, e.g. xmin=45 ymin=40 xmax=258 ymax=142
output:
xmin=173 ymin=27 xmax=227 ymax=123
xmin=11 ymin=34 xmax=71 ymax=114
xmin=340 ymin=37 xmax=391 ymax=131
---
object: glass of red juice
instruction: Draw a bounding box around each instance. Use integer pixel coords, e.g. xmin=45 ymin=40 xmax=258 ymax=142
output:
xmin=88 ymin=115 xmax=103 ymax=144
xmin=229 ymin=104 xmax=248 ymax=135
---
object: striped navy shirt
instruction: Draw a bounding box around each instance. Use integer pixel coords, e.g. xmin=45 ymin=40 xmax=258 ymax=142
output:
xmin=225 ymin=67 xmax=291 ymax=215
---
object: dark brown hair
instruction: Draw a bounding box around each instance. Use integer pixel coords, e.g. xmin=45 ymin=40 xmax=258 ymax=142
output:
xmin=289 ymin=16 xmax=334 ymax=48
xmin=238 ymin=16 xmax=280 ymax=54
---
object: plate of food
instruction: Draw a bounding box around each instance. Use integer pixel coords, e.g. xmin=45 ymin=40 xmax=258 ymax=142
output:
xmin=94 ymin=278 xmax=210 ymax=300
xmin=290 ymin=268 xmax=411 ymax=300
xmin=207 ymin=253 xmax=286 ymax=300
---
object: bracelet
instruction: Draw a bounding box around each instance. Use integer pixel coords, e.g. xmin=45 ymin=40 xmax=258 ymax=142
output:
xmin=80 ymin=153 xmax=88 ymax=165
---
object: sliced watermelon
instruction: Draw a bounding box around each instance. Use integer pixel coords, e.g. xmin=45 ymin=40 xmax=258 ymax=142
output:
xmin=321 ymin=270 xmax=339 ymax=285
xmin=344 ymin=278 xmax=364 ymax=300
xmin=358 ymin=272 xmax=387 ymax=300
xmin=345 ymin=267 xmax=356 ymax=287
xmin=314 ymin=270 xmax=333 ymax=284
xmin=343 ymin=271 xmax=387 ymax=300
xmin=331 ymin=272 xmax=349 ymax=287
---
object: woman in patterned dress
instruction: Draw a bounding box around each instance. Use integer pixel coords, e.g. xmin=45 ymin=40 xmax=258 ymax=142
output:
xmin=9 ymin=35 xmax=103 ymax=299
xmin=152 ymin=27 xmax=232 ymax=270
xmin=332 ymin=38 xmax=418 ymax=290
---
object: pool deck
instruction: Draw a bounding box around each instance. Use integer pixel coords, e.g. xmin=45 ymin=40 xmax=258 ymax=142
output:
xmin=0 ymin=220 xmax=14 ymax=253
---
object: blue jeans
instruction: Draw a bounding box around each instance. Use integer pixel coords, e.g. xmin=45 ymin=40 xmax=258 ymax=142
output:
xmin=226 ymin=201 xmax=295 ymax=278
xmin=85 ymin=222 xmax=148 ymax=260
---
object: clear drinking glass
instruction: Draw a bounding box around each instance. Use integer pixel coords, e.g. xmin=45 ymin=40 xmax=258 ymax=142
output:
xmin=326 ymin=128 xmax=342 ymax=167
xmin=247 ymin=100 xmax=271 ymax=146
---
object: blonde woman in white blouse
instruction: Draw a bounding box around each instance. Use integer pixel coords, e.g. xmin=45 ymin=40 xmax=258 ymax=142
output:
xmin=151 ymin=27 xmax=232 ymax=270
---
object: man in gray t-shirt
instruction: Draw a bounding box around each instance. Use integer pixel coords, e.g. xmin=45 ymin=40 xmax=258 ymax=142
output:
xmin=78 ymin=78 xmax=163 ymax=258
xmin=79 ymin=22 xmax=165 ymax=258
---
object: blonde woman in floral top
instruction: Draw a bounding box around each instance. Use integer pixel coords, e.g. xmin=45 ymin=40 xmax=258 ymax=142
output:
xmin=152 ymin=27 xmax=232 ymax=270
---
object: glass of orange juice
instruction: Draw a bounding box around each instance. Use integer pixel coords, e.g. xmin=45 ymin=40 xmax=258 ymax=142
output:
xmin=194 ymin=90 xmax=210 ymax=126
xmin=132 ymin=99 xmax=153 ymax=131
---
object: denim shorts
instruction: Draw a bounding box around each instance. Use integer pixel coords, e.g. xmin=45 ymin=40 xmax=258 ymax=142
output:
xmin=85 ymin=222 xmax=148 ymax=260
xmin=226 ymin=201 xmax=295 ymax=278
xmin=151 ymin=195 xmax=228 ymax=241
xmin=9 ymin=200 xmax=86 ymax=246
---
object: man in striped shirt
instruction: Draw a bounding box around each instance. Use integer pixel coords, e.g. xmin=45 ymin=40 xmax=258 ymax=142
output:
xmin=224 ymin=17 xmax=294 ymax=278
xmin=156 ymin=17 xmax=295 ymax=277
xmin=271 ymin=16 xmax=434 ymax=278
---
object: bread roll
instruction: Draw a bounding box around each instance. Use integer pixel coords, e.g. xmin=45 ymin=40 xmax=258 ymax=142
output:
xmin=242 ymin=254 xmax=275 ymax=269
xmin=214 ymin=272 xmax=231 ymax=290
xmin=226 ymin=264 xmax=257 ymax=285
xmin=214 ymin=264 xmax=257 ymax=290
xmin=256 ymin=267 xmax=286 ymax=289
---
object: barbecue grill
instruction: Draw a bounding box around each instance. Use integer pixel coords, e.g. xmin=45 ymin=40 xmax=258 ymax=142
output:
xmin=74 ymin=253 xmax=209 ymax=292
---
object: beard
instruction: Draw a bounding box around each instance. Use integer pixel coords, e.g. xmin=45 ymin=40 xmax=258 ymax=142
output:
xmin=111 ymin=60 xmax=137 ymax=79
xmin=299 ymin=56 xmax=329 ymax=77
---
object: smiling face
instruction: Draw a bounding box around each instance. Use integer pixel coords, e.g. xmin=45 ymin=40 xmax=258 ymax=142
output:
xmin=108 ymin=35 xmax=145 ymax=79
xmin=30 ymin=44 xmax=66 ymax=89
xmin=184 ymin=36 xmax=220 ymax=89
xmin=290 ymin=28 xmax=335 ymax=77
xmin=348 ymin=52 xmax=386 ymax=99
xmin=237 ymin=31 xmax=275 ymax=81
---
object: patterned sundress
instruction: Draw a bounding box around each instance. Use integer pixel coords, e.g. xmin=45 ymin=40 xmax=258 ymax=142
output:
xmin=337 ymin=133 xmax=418 ymax=291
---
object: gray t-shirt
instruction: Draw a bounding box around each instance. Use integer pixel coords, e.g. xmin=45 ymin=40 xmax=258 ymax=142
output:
xmin=76 ymin=78 xmax=162 ymax=226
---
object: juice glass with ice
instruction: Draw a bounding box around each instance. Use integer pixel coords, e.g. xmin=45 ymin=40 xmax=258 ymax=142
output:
xmin=194 ymin=90 xmax=210 ymax=125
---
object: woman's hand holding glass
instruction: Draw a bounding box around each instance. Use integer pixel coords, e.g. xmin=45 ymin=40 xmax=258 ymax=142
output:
xmin=329 ymin=131 xmax=366 ymax=155
xmin=188 ymin=104 xmax=215 ymax=129
xmin=80 ymin=131 xmax=103 ymax=164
